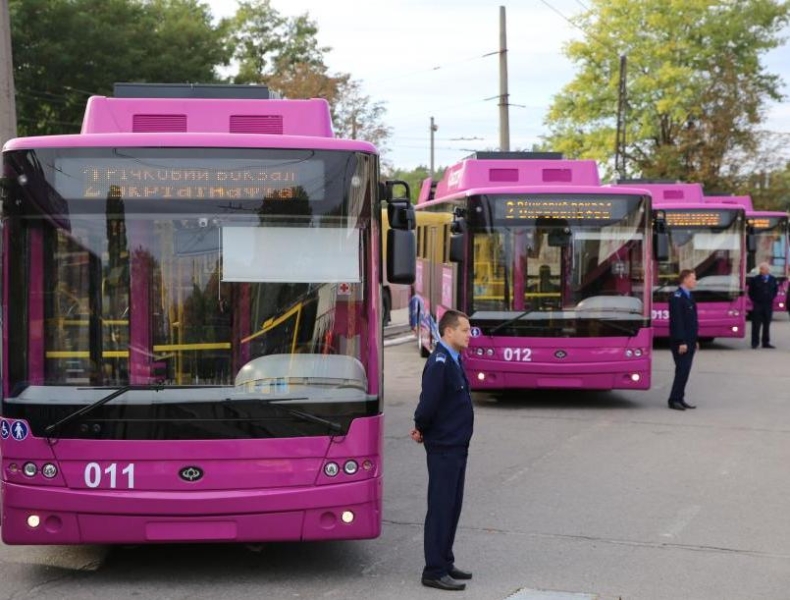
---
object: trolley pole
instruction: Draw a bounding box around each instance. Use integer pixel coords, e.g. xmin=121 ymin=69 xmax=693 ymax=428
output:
xmin=498 ymin=5 xmax=510 ymax=152
xmin=430 ymin=116 xmax=438 ymax=177
xmin=0 ymin=0 xmax=16 ymax=147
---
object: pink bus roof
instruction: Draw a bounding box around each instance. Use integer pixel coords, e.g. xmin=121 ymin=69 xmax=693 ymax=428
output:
xmin=611 ymin=181 xmax=705 ymax=206
xmin=423 ymin=155 xmax=603 ymax=204
xmin=704 ymin=195 xmax=788 ymax=219
xmin=3 ymin=94 xmax=377 ymax=154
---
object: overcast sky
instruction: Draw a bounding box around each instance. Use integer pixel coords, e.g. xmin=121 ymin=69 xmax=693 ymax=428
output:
xmin=206 ymin=0 xmax=790 ymax=171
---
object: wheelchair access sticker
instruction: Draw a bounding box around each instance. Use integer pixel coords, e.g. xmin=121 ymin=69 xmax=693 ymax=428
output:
xmin=0 ymin=419 xmax=9 ymax=440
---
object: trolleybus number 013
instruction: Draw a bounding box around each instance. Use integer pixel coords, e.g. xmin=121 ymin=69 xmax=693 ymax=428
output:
xmin=651 ymin=309 xmax=670 ymax=321
xmin=83 ymin=462 xmax=135 ymax=489
xmin=503 ymin=348 xmax=532 ymax=362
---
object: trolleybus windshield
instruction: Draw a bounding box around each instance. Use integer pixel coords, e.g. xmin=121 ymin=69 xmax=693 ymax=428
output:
xmin=2 ymin=147 xmax=376 ymax=440
xmin=747 ymin=216 xmax=788 ymax=280
xmin=654 ymin=208 xmax=743 ymax=302
xmin=468 ymin=193 xmax=648 ymax=336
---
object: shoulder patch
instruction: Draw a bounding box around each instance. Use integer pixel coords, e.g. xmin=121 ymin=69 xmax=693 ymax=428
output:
xmin=435 ymin=354 xmax=447 ymax=363
xmin=674 ymin=290 xmax=682 ymax=297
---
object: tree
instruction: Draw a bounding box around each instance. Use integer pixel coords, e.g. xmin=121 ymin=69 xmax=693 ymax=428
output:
xmin=228 ymin=2 xmax=391 ymax=155
xmin=10 ymin=0 xmax=229 ymax=136
xmin=543 ymin=0 xmax=790 ymax=190
xmin=385 ymin=165 xmax=446 ymax=203
xmin=333 ymin=78 xmax=391 ymax=155
xmin=229 ymin=0 xmax=329 ymax=85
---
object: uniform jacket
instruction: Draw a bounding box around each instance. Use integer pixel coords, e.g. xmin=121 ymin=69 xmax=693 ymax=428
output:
xmin=668 ymin=287 xmax=699 ymax=345
xmin=748 ymin=273 xmax=778 ymax=306
xmin=414 ymin=343 xmax=474 ymax=449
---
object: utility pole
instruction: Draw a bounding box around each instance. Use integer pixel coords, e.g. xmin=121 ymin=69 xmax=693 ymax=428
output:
xmin=0 ymin=0 xmax=16 ymax=147
xmin=614 ymin=55 xmax=627 ymax=180
xmin=498 ymin=5 xmax=510 ymax=152
xmin=429 ymin=116 xmax=438 ymax=177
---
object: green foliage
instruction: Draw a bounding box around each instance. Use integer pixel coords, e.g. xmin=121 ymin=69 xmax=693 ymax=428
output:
xmin=385 ymin=165 xmax=446 ymax=203
xmin=543 ymin=0 xmax=790 ymax=191
xmin=10 ymin=0 xmax=229 ymax=136
xmin=229 ymin=0 xmax=329 ymax=84
xmin=8 ymin=0 xmax=391 ymax=157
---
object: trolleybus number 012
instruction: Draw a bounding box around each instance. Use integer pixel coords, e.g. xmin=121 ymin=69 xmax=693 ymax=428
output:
xmin=503 ymin=348 xmax=532 ymax=362
xmin=83 ymin=462 xmax=135 ymax=489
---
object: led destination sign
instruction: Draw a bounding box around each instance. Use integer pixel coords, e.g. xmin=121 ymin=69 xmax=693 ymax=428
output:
xmin=490 ymin=196 xmax=638 ymax=222
xmin=664 ymin=210 xmax=735 ymax=228
xmin=748 ymin=217 xmax=784 ymax=230
xmin=55 ymin=158 xmax=326 ymax=201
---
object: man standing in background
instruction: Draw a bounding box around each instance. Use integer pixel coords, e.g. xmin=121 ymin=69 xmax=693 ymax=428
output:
xmin=668 ymin=270 xmax=699 ymax=411
xmin=749 ymin=262 xmax=778 ymax=349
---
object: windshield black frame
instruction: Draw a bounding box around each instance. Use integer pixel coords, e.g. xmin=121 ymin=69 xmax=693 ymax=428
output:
xmin=653 ymin=208 xmax=745 ymax=302
xmin=465 ymin=193 xmax=650 ymax=337
xmin=1 ymin=146 xmax=380 ymax=440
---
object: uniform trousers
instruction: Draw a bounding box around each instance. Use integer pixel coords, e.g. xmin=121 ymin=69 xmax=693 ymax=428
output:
xmin=669 ymin=343 xmax=696 ymax=403
xmin=751 ymin=303 xmax=773 ymax=347
xmin=423 ymin=446 xmax=467 ymax=579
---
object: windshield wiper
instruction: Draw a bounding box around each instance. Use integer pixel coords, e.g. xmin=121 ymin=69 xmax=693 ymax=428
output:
xmin=489 ymin=310 xmax=538 ymax=335
xmin=280 ymin=407 xmax=343 ymax=433
xmin=695 ymin=289 xmax=740 ymax=300
xmin=45 ymin=384 xmax=164 ymax=438
xmin=225 ymin=396 xmax=343 ymax=434
xmin=590 ymin=318 xmax=641 ymax=336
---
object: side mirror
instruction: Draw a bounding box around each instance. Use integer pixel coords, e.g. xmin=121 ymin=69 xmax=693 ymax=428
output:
xmin=387 ymin=228 xmax=416 ymax=284
xmin=654 ymin=231 xmax=670 ymax=262
xmin=746 ymin=233 xmax=757 ymax=254
xmin=548 ymin=228 xmax=572 ymax=247
xmin=387 ymin=199 xmax=415 ymax=230
xmin=449 ymin=234 xmax=465 ymax=263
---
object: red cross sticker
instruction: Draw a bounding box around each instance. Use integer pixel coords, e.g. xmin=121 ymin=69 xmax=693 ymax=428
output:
xmin=338 ymin=283 xmax=351 ymax=295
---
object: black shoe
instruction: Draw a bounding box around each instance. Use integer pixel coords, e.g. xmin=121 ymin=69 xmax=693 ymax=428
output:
xmin=680 ymin=401 xmax=696 ymax=409
xmin=668 ymin=401 xmax=686 ymax=411
xmin=421 ymin=575 xmax=466 ymax=591
xmin=751 ymin=345 xmax=759 ymax=349
xmin=448 ymin=567 xmax=473 ymax=580
xmin=763 ymin=344 xmax=776 ymax=349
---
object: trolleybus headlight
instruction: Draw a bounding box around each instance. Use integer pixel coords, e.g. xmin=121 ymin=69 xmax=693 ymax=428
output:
xmin=625 ymin=349 xmax=633 ymax=358
xmin=343 ymin=460 xmax=359 ymax=475
xmin=341 ymin=511 xmax=355 ymax=524
xmin=324 ymin=462 xmax=339 ymax=477
xmin=41 ymin=463 xmax=58 ymax=479
xmin=475 ymin=348 xmax=484 ymax=356
xmin=732 ymin=326 xmax=739 ymax=333
xmin=22 ymin=462 xmax=37 ymax=477
xmin=477 ymin=372 xmax=485 ymax=381
xmin=8 ymin=463 xmax=20 ymax=475
xmin=634 ymin=349 xmax=643 ymax=357
xmin=631 ymin=374 xmax=641 ymax=382
xmin=26 ymin=515 xmax=40 ymax=528
xmin=362 ymin=459 xmax=374 ymax=471
xmin=486 ymin=348 xmax=495 ymax=357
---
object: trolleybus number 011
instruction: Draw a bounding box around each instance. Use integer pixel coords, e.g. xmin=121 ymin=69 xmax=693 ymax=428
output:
xmin=83 ymin=462 xmax=135 ymax=489
xmin=503 ymin=348 xmax=532 ymax=362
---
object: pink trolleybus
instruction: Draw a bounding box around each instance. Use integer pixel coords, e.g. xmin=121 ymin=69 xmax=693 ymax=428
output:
xmin=413 ymin=152 xmax=657 ymax=392
xmin=704 ymin=195 xmax=788 ymax=314
xmin=0 ymin=84 xmax=416 ymax=545
xmin=614 ymin=181 xmax=747 ymax=341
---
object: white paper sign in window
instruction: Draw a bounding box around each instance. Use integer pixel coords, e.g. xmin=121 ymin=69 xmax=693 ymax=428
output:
xmin=222 ymin=226 xmax=360 ymax=283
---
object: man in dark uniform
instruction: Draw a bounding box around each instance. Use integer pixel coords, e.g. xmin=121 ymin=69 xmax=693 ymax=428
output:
xmin=749 ymin=262 xmax=778 ymax=349
xmin=411 ymin=309 xmax=474 ymax=591
xmin=668 ymin=269 xmax=699 ymax=411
